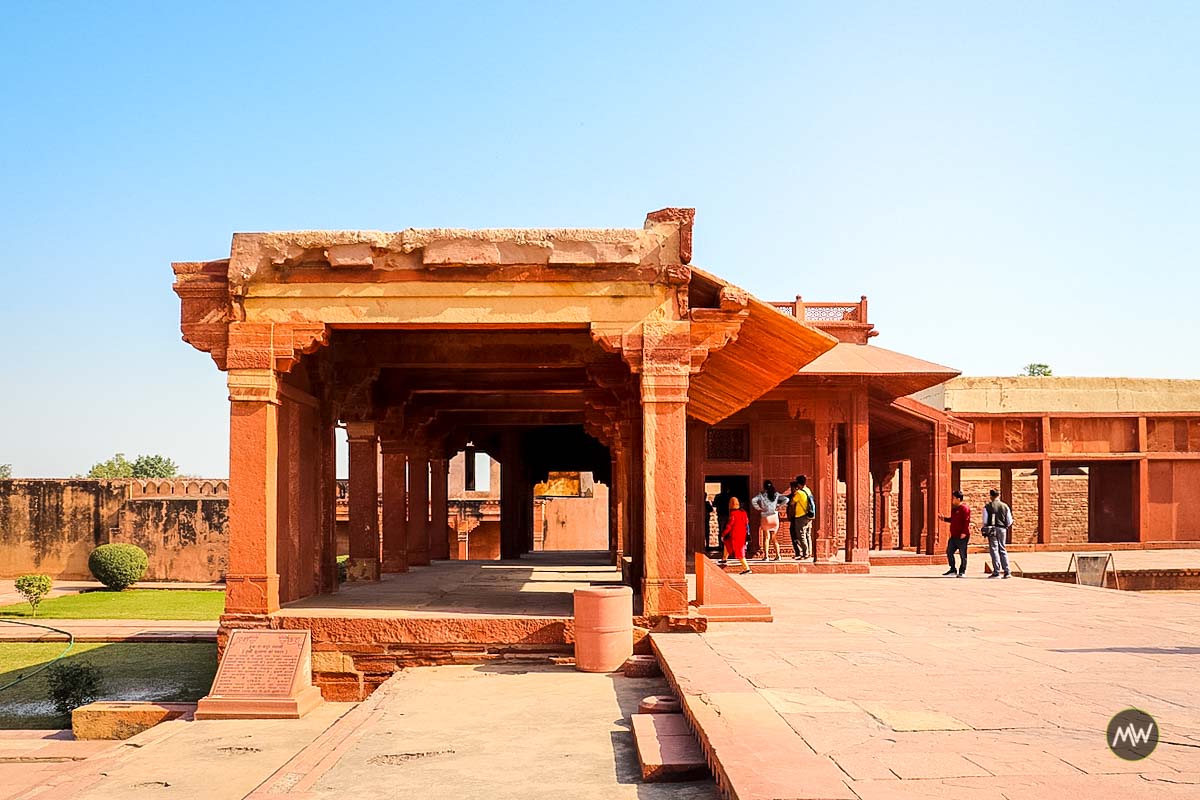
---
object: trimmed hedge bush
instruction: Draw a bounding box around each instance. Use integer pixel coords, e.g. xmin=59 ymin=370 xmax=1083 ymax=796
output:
xmin=88 ymin=544 xmax=148 ymax=591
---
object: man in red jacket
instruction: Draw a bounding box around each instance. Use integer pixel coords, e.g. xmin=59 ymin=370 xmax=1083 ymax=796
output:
xmin=941 ymin=490 xmax=972 ymax=577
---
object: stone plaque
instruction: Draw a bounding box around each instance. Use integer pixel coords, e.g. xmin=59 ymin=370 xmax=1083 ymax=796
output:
xmin=1074 ymin=554 xmax=1114 ymax=588
xmin=195 ymin=629 xmax=324 ymax=720
xmin=210 ymin=630 xmax=308 ymax=698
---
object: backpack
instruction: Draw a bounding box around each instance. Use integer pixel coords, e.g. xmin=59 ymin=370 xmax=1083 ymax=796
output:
xmin=801 ymin=487 xmax=816 ymax=520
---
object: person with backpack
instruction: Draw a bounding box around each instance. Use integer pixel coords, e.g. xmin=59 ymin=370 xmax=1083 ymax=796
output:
xmin=982 ymin=488 xmax=1013 ymax=579
xmin=751 ymin=480 xmax=788 ymax=561
xmin=718 ymin=496 xmax=752 ymax=575
xmin=788 ymin=475 xmax=816 ymax=561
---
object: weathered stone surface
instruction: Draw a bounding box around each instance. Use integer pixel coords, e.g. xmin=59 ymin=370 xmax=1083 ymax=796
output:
xmin=72 ymin=702 xmax=193 ymax=740
xmin=623 ymin=654 xmax=662 ymax=678
xmin=0 ymin=479 xmax=227 ymax=581
xmin=630 ymin=713 xmax=708 ymax=782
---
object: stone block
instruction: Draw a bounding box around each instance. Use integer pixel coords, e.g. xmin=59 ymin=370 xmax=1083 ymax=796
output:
xmin=72 ymin=702 xmax=193 ymax=740
xmin=630 ymin=713 xmax=708 ymax=782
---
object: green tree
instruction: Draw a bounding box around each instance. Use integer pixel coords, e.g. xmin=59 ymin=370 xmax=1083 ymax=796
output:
xmin=86 ymin=453 xmax=179 ymax=479
xmin=15 ymin=574 xmax=52 ymax=616
xmin=1021 ymin=363 xmax=1053 ymax=377
xmin=87 ymin=453 xmax=134 ymax=478
xmin=131 ymin=454 xmax=179 ymax=478
xmin=0 ymin=464 xmax=11 ymax=479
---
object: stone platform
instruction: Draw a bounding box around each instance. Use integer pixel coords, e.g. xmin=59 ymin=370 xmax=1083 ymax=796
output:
xmin=226 ymin=553 xmax=633 ymax=700
xmin=652 ymin=566 xmax=1200 ymax=798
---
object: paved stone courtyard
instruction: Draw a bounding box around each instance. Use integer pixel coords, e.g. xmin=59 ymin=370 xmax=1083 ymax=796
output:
xmin=689 ymin=566 xmax=1200 ymax=798
xmin=11 ymin=567 xmax=1200 ymax=799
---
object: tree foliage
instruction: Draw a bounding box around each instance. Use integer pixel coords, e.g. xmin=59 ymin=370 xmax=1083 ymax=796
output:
xmin=1021 ymin=363 xmax=1053 ymax=377
xmin=131 ymin=454 xmax=179 ymax=478
xmin=0 ymin=464 xmax=11 ymax=479
xmin=15 ymin=574 xmax=52 ymax=616
xmin=87 ymin=453 xmax=179 ymax=479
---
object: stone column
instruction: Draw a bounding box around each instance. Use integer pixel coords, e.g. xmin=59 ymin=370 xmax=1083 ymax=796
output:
xmin=844 ymin=392 xmax=871 ymax=562
xmin=317 ymin=402 xmax=339 ymax=594
xmin=407 ymin=445 xmax=431 ymax=566
xmin=930 ymin=422 xmax=950 ymax=555
xmin=380 ymin=440 xmax=408 ymax=572
xmin=430 ymin=456 xmax=450 ymax=561
xmin=1000 ymin=467 xmax=1014 ymax=508
xmin=1037 ymin=459 xmax=1052 ymax=545
xmin=616 ymin=418 xmax=633 ymax=570
xmin=639 ymin=368 xmax=689 ymax=616
xmin=345 ymin=422 xmax=381 ymax=581
xmin=225 ymin=369 xmax=282 ymax=614
xmin=1038 ymin=415 xmax=1052 ymax=545
xmin=813 ymin=419 xmax=839 ymax=562
xmin=499 ymin=432 xmax=521 ymax=560
xmin=1136 ymin=416 xmax=1150 ymax=542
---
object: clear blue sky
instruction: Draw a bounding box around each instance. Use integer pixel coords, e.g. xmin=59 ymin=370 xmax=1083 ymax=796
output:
xmin=1 ymin=2 xmax=1197 ymax=478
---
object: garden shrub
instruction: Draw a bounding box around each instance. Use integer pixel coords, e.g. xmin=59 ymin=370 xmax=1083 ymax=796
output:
xmin=88 ymin=544 xmax=148 ymax=591
xmin=47 ymin=661 xmax=102 ymax=715
xmin=14 ymin=574 xmax=52 ymax=616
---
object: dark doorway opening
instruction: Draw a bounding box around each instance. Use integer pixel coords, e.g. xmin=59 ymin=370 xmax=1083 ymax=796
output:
xmin=705 ymin=474 xmax=751 ymax=556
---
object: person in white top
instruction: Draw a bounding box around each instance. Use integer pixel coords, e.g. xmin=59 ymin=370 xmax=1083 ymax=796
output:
xmin=751 ymin=480 xmax=788 ymax=561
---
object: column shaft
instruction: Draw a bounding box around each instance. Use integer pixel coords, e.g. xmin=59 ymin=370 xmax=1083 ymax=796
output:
xmin=345 ymin=422 xmax=381 ymax=581
xmin=381 ymin=444 xmax=408 ymax=572
xmin=225 ymin=371 xmax=281 ymax=614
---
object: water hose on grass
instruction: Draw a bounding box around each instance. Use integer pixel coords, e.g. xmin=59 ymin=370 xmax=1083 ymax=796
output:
xmin=0 ymin=618 xmax=75 ymax=692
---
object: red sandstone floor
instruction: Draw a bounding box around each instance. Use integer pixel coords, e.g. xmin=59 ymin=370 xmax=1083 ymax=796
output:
xmin=662 ymin=566 xmax=1200 ymax=798
xmin=277 ymin=551 xmax=622 ymax=618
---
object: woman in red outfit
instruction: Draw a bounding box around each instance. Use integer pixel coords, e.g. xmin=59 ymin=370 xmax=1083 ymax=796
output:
xmin=720 ymin=497 xmax=753 ymax=575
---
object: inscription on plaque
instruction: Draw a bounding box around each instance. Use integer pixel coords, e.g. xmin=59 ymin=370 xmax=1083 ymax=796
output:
xmin=195 ymin=629 xmax=323 ymax=720
xmin=210 ymin=631 xmax=308 ymax=698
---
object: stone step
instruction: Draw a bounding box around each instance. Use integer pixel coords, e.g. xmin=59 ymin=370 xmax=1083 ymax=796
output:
xmin=630 ymin=713 xmax=709 ymax=783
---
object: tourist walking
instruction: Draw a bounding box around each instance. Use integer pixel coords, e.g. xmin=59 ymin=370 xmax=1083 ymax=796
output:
xmin=788 ymin=475 xmax=816 ymax=560
xmin=982 ymin=489 xmax=1013 ymax=579
xmin=751 ymin=480 xmax=788 ymax=561
xmin=940 ymin=490 xmax=971 ymax=577
xmin=718 ymin=497 xmax=752 ymax=575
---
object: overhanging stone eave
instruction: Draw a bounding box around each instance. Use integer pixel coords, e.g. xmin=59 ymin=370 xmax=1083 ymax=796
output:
xmin=686 ymin=267 xmax=839 ymax=425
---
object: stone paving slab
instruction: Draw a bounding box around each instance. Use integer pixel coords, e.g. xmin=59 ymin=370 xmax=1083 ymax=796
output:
xmin=0 ymin=619 xmax=217 ymax=642
xmin=672 ymin=566 xmax=1200 ymax=798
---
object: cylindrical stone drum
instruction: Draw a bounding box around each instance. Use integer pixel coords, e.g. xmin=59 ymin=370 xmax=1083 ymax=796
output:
xmin=573 ymin=586 xmax=633 ymax=673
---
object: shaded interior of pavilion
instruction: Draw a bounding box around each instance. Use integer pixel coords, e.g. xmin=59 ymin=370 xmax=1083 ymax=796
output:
xmin=269 ymin=327 xmax=650 ymax=617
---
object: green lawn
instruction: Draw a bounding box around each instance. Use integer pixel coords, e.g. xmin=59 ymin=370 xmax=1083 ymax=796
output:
xmin=0 ymin=642 xmax=217 ymax=728
xmin=0 ymin=590 xmax=225 ymax=620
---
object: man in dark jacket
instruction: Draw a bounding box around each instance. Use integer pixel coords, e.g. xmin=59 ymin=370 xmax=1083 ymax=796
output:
xmin=941 ymin=490 xmax=971 ymax=577
xmin=983 ymin=489 xmax=1014 ymax=579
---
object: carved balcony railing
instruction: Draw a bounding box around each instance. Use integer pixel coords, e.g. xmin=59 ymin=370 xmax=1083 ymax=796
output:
xmin=769 ymin=295 xmax=868 ymax=323
xmin=770 ymin=296 xmax=876 ymax=342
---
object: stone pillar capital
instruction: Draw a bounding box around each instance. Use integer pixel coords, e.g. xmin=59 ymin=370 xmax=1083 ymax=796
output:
xmin=228 ymin=369 xmax=281 ymax=405
xmin=640 ymin=371 xmax=690 ymax=405
xmin=345 ymin=421 xmax=378 ymax=442
xmin=378 ymin=437 xmax=407 ymax=456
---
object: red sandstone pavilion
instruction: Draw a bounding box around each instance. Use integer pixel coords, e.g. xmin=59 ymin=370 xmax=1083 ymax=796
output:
xmin=173 ymin=208 xmax=1199 ymax=694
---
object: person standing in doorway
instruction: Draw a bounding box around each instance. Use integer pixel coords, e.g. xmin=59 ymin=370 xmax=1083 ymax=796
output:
xmin=719 ymin=497 xmax=752 ymax=575
xmin=788 ymin=475 xmax=816 ymax=561
xmin=752 ymin=480 xmax=787 ymax=561
xmin=983 ymin=489 xmax=1013 ymax=579
xmin=940 ymin=490 xmax=971 ymax=577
